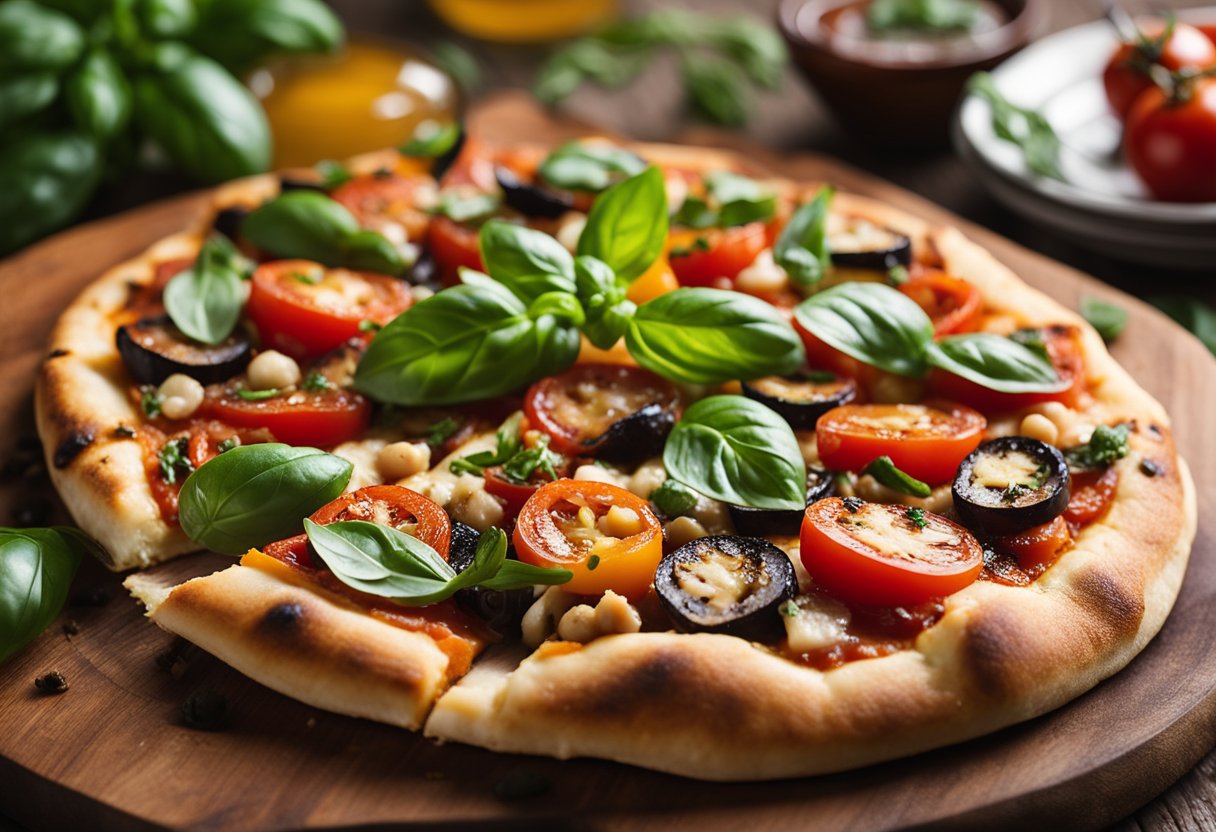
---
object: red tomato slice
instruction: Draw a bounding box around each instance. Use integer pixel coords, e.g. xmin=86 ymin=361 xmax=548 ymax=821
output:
xmin=898 ymin=270 xmax=982 ymax=336
xmin=428 ymin=215 xmax=484 ymax=283
xmin=1064 ymin=466 xmax=1119 ymax=527
xmin=994 ymin=515 xmax=1071 ymax=578
xmin=205 ymin=382 xmax=371 ymax=448
xmin=793 ymin=317 xmax=883 ymax=391
xmin=514 ymin=479 xmax=663 ymax=598
xmin=816 ymin=402 xmax=986 ymax=485
xmin=524 ymin=363 xmax=682 ymax=456
xmin=800 ymin=498 xmax=983 ymax=606
xmin=332 ymin=173 xmax=431 ymax=242
xmin=927 ymin=325 xmax=1086 ymax=412
xmin=247 ymin=260 xmax=412 ymax=359
xmin=668 ymin=222 xmax=767 ymax=288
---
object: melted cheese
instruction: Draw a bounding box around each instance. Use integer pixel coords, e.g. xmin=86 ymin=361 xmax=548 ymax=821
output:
xmin=675 ymin=549 xmax=768 ymax=613
xmin=840 ymin=505 xmax=964 ymax=568
xmin=783 ymin=593 xmax=851 ymax=653
xmin=970 ymin=450 xmax=1040 ymax=489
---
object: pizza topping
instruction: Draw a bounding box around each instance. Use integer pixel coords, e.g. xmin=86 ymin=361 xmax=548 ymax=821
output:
xmin=992 ymin=516 xmax=1072 ymax=579
xmin=1063 ymin=466 xmax=1120 ymax=527
xmin=156 ymin=374 xmax=206 ymax=421
xmin=929 ymin=325 xmax=1085 ymax=411
xmin=524 ymin=363 xmax=682 ymax=461
xmin=556 ymin=589 xmax=643 ymax=644
xmin=897 ymin=270 xmax=982 ymax=336
xmin=825 ymin=217 xmax=911 ymax=272
xmin=514 ymin=479 xmax=664 ymax=599
xmin=117 ymin=315 xmax=253 ymax=386
xmin=1065 ymin=423 xmax=1131 ymax=470
xmin=727 ymin=467 xmax=837 ymax=536
xmin=800 ymin=498 xmax=983 ymax=606
xmin=448 ymin=521 xmax=536 ymax=638
xmin=952 ymin=437 xmax=1070 ymax=536
xmin=376 ymin=441 xmax=433 ymax=482
xmin=331 ymin=172 xmax=432 ymax=244
xmin=654 ymin=535 xmax=797 ymax=640
xmin=246 ymin=350 xmax=302 ymax=392
xmin=781 ymin=593 xmax=852 ymax=654
xmin=668 ymin=222 xmax=768 ymax=288
xmin=495 ymin=165 xmax=575 ymax=219
xmin=741 ymin=371 xmax=858 ymax=431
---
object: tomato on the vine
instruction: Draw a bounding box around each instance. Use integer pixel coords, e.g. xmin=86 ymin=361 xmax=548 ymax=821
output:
xmin=1124 ymin=78 xmax=1216 ymax=203
xmin=1103 ymin=20 xmax=1216 ymax=120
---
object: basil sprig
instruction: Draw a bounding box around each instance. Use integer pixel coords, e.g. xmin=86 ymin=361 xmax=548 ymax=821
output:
xmin=673 ymin=170 xmax=776 ymax=230
xmin=479 ymin=220 xmax=576 ymax=303
xmin=793 ymin=282 xmax=1066 ymax=393
xmin=774 ymin=187 xmax=832 ymax=286
xmin=1 ymin=526 xmax=99 ymax=664
xmin=163 ymin=234 xmax=251 ymax=345
xmin=178 ymin=444 xmax=353 ymax=555
xmin=305 ymin=522 xmax=570 ymax=606
xmin=537 ymin=140 xmax=647 ymax=193
xmin=862 ymin=456 xmax=931 ymax=498
xmin=664 ymin=395 xmax=807 ymax=511
xmin=242 ymin=191 xmax=408 ymax=275
xmin=576 ymin=165 xmax=669 ymax=283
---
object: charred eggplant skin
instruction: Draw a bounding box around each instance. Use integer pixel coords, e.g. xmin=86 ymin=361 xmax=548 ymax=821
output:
xmin=654 ymin=535 xmax=797 ymax=641
xmin=211 ymin=206 xmax=250 ymax=242
xmin=116 ymin=315 xmax=252 ymax=386
xmin=829 ymin=227 xmax=912 ymax=272
xmin=495 ymin=165 xmax=574 ymax=219
xmin=586 ymin=403 xmax=676 ymax=463
xmin=448 ymin=520 xmax=534 ymax=638
xmin=728 ymin=467 xmax=836 ymax=536
xmin=741 ymin=374 xmax=858 ymax=431
xmin=952 ymin=436 xmax=1070 ymax=536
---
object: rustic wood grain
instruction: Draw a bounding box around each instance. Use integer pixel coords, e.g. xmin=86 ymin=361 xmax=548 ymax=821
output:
xmin=1 ymin=95 xmax=1215 ymax=832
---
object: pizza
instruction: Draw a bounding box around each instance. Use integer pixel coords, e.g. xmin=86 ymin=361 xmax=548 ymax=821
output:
xmin=34 ymin=132 xmax=1195 ymax=780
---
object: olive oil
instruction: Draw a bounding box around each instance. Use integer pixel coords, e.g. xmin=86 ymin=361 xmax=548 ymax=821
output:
xmin=427 ymin=0 xmax=616 ymax=42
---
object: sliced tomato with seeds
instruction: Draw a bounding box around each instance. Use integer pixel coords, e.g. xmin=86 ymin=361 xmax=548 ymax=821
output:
xmin=668 ymin=222 xmax=767 ymax=288
xmin=204 ymin=381 xmax=371 ymax=448
xmin=897 ymin=270 xmax=982 ymax=336
xmin=247 ymin=260 xmax=412 ymax=359
xmin=332 ymin=173 xmax=431 ymax=242
xmin=994 ymin=515 xmax=1072 ymax=578
xmin=428 ymin=215 xmax=484 ymax=283
xmin=514 ymin=479 xmax=663 ymax=598
xmin=816 ymin=402 xmax=986 ymax=485
xmin=1064 ymin=466 xmax=1119 ymax=527
xmin=800 ymin=498 xmax=984 ymax=606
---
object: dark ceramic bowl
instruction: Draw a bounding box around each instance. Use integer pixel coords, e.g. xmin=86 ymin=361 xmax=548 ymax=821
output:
xmin=777 ymin=0 xmax=1044 ymax=149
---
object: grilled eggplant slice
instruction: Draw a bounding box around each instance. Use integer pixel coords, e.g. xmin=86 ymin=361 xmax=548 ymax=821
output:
xmin=952 ymin=437 xmax=1070 ymax=535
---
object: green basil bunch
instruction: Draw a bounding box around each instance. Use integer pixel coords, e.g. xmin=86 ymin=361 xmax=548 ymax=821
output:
xmin=0 ymin=0 xmax=343 ymax=255
xmin=354 ymin=167 xmax=806 ymax=406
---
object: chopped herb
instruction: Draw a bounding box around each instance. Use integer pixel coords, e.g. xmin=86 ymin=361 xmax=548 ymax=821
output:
xmin=868 ymin=0 xmax=981 ymax=31
xmin=140 ymin=386 xmax=163 ymax=418
xmin=301 ymin=371 xmax=331 ymax=392
xmin=1080 ymin=297 xmax=1128 ymax=342
xmin=905 ymin=507 xmax=928 ymax=529
xmin=315 ymin=159 xmax=353 ymax=190
xmin=34 ymin=671 xmax=68 ymax=694
xmin=862 ymin=456 xmax=932 ymax=498
xmin=426 ymin=417 xmax=460 ymax=446
xmin=587 ymin=554 xmax=601 ymax=571
xmin=217 ymin=437 xmax=241 ymax=454
xmin=650 ymin=477 xmax=698 ymax=518
xmin=669 ymin=237 xmax=711 ymax=258
xmin=290 ymin=269 xmax=323 ymax=285
xmin=236 ymin=387 xmax=281 ymax=401
xmin=358 ymin=319 xmax=382 ymax=333
xmin=778 ymin=599 xmax=800 ymax=618
xmin=1066 ymin=424 xmax=1131 ymax=470
xmin=967 ymin=72 xmax=1063 ymax=181
xmin=180 ymin=688 xmax=229 ymax=731
xmin=1001 ymin=462 xmax=1049 ymax=501
xmin=887 ymin=265 xmax=909 ymax=286
xmin=112 ymin=425 xmax=136 ymax=439
xmin=842 ymin=496 xmax=864 ymax=513
xmin=671 ymin=171 xmax=776 ymax=230
xmin=450 ymin=413 xmax=524 ymax=477
xmin=500 ymin=435 xmax=561 ymax=484
xmin=1139 ymin=459 xmax=1160 ymax=477
xmin=158 ymin=437 xmax=193 ymax=485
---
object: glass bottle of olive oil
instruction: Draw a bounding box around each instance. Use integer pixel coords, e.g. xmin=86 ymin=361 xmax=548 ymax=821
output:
xmin=427 ymin=0 xmax=617 ymax=42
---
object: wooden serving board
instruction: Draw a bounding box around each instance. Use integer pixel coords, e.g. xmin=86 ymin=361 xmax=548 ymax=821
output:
xmin=2 ymin=93 xmax=1215 ymax=832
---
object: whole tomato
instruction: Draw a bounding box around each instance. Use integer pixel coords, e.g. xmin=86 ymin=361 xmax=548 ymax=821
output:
xmin=1103 ymin=20 xmax=1216 ymax=120
xmin=1124 ymin=77 xmax=1216 ymax=202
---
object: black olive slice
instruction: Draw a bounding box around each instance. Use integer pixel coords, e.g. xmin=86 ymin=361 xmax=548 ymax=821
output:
xmin=828 ymin=219 xmax=912 ymax=272
xmin=449 ymin=521 xmax=534 ymax=638
xmin=495 ymin=165 xmax=574 ymax=219
xmin=116 ymin=315 xmax=252 ymax=386
xmin=211 ymin=206 xmax=250 ymax=243
xmin=741 ymin=372 xmax=858 ymax=431
xmin=655 ymin=535 xmax=797 ymax=641
xmin=727 ymin=467 xmax=836 ymax=536
xmin=952 ymin=437 xmax=1070 ymax=536
xmin=584 ymin=402 xmax=677 ymax=463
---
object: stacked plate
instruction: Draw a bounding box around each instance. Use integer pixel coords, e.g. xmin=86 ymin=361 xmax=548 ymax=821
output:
xmin=954 ymin=10 xmax=1216 ymax=270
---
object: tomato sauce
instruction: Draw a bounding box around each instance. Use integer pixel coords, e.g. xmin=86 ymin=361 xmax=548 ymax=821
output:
xmin=790 ymin=596 xmax=945 ymax=671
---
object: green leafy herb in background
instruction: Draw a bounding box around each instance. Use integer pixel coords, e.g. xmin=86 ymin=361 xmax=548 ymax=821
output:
xmin=1080 ymin=296 xmax=1128 ymax=342
xmin=967 ymin=72 xmax=1063 ymax=181
xmin=1150 ymin=296 xmax=1216 ymax=356
xmin=868 ymin=0 xmax=981 ymax=32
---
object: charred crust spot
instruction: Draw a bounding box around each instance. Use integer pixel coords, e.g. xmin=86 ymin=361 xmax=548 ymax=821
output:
xmin=578 ymin=649 xmax=690 ymax=716
xmin=1069 ymin=568 xmax=1144 ymax=639
xmin=261 ymin=602 xmax=305 ymax=631
xmin=962 ymin=607 xmax=1026 ymax=700
xmin=48 ymin=349 xmax=69 ymax=359
xmin=53 ymin=431 xmax=94 ymax=469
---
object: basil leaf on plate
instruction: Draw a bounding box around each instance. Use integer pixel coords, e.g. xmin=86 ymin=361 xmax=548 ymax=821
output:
xmin=0 ymin=526 xmax=95 ymax=664
xmin=354 ymin=284 xmax=580 ymax=406
xmin=163 ymin=235 xmax=249 ymax=345
xmin=664 ymin=395 xmax=807 ymax=511
xmin=479 ymin=220 xmax=576 ymax=303
xmin=926 ymin=333 xmax=1067 ymax=393
xmin=862 ymin=456 xmax=931 ymax=498
xmin=577 ymin=166 xmax=669 ymax=283
xmin=178 ymin=443 xmax=353 ymax=555
xmin=538 ymin=140 xmax=647 ymax=192
xmin=793 ymin=281 xmax=933 ymax=377
xmin=774 ymin=187 xmax=832 ymax=286
xmin=627 ymin=288 xmax=804 ymax=384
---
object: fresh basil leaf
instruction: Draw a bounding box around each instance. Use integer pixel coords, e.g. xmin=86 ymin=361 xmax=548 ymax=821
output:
xmin=1080 ymin=297 xmax=1128 ymax=342
xmin=862 ymin=456 xmax=931 ymax=498
xmin=163 ymin=236 xmax=248 ymax=345
xmin=479 ymin=220 xmax=576 ymax=303
xmin=705 ymin=170 xmax=777 ymax=227
xmin=682 ymin=52 xmax=748 ymax=126
xmin=0 ymin=527 xmax=87 ymax=664
xmin=527 ymin=291 xmax=585 ymax=327
xmin=537 ymin=141 xmax=647 ymax=193
xmin=135 ymin=0 xmax=197 ymax=38
xmin=1150 ymin=295 xmax=1216 ymax=356
xmin=0 ymin=0 xmax=84 ymax=72
xmin=794 ymin=282 xmax=932 ymax=377
xmin=178 ymin=444 xmax=353 ymax=555
xmin=450 ymin=413 xmax=523 ymax=476
xmin=774 ymin=187 xmax=833 ymax=286
xmin=430 ymin=41 xmax=482 ymax=95
xmin=315 ymin=159 xmax=352 ymax=190
xmin=345 ymin=228 xmax=411 ymax=274
xmin=706 ymin=15 xmax=787 ymax=89
xmin=188 ymin=0 xmax=343 ymax=75
xmin=926 ymin=333 xmax=1068 ymax=393
xmin=573 ymin=254 xmax=617 ymax=300
xmin=576 ymin=255 xmax=636 ymax=349
xmin=355 ymin=284 xmax=581 ymax=406
xmin=1065 ymin=424 xmax=1130 ymax=470
xmin=479 ymin=558 xmax=574 ymax=591
xmin=627 ymin=288 xmax=804 ymax=384
xmin=671 ymin=196 xmax=718 ymax=230
xmin=967 ymin=72 xmax=1062 ymax=181
xmin=400 ymin=121 xmax=462 ymax=158
xmin=242 ymin=191 xmax=405 ymax=274
xmin=65 ymin=49 xmax=132 ymax=140
xmin=649 ymin=477 xmax=698 ymax=518
xmin=577 ymin=166 xmax=669 ymax=283
xmin=868 ymin=0 xmax=980 ymax=31
xmin=433 ymin=190 xmax=500 ymax=224
xmin=0 ymin=72 xmax=58 ymax=131
xmin=664 ymin=395 xmax=806 ymax=511
xmin=0 ymin=130 xmax=101 ymax=256
xmin=533 ymin=39 xmax=651 ymax=105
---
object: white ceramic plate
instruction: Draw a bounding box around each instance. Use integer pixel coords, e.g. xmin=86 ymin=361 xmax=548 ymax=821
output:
xmin=954 ymin=8 xmax=1216 ymax=269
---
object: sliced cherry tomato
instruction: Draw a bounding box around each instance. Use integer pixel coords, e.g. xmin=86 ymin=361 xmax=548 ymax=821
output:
xmin=928 ymin=325 xmax=1086 ymax=412
xmin=668 ymin=222 xmax=767 ymax=288
xmin=1064 ymin=466 xmax=1119 ymax=527
xmin=247 ymin=260 xmax=412 ymax=359
xmin=524 ymin=363 xmax=682 ymax=457
xmin=816 ymin=402 xmax=986 ymax=485
xmin=140 ymin=420 xmax=270 ymax=524
xmin=800 ymin=498 xmax=983 ymax=606
xmin=625 ymin=256 xmax=680 ymax=305
xmin=793 ymin=317 xmax=883 ymax=391
xmin=428 ymin=215 xmax=484 ymax=283
xmin=994 ymin=515 xmax=1072 ymax=578
xmin=331 ymin=173 xmax=431 ymax=242
xmin=1103 ymin=21 xmax=1216 ymax=120
xmin=514 ymin=479 xmax=664 ymax=598
xmin=1125 ymin=78 xmax=1216 ymax=203
xmin=205 ymin=380 xmax=371 ymax=447
xmin=898 ymin=270 xmax=982 ymax=336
